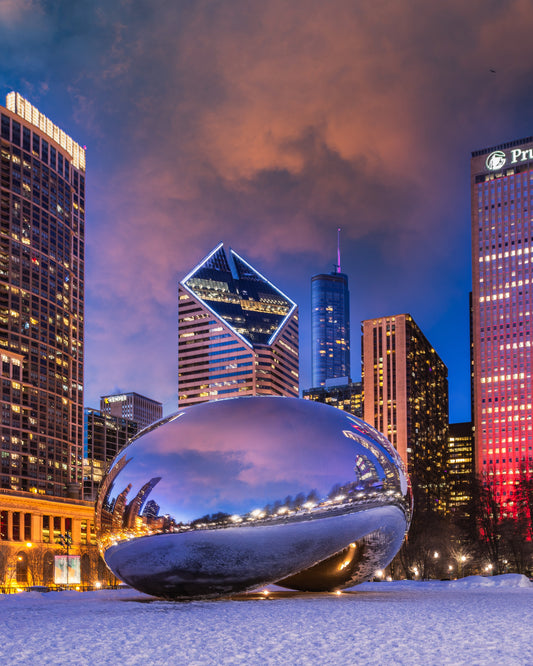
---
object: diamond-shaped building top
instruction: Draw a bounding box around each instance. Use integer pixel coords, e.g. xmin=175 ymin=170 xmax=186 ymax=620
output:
xmin=182 ymin=243 xmax=295 ymax=346
xmin=178 ymin=244 xmax=299 ymax=407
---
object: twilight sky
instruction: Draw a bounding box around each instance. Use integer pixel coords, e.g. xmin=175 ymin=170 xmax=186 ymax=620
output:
xmin=3 ymin=0 xmax=533 ymax=422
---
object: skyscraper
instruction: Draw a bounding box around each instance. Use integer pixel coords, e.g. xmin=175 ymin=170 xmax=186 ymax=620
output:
xmin=0 ymin=93 xmax=85 ymax=497
xmin=447 ymin=422 xmax=474 ymax=511
xmin=178 ymin=243 xmax=299 ymax=407
xmin=311 ymin=231 xmax=350 ymax=386
xmin=471 ymin=137 xmax=533 ymax=509
xmin=100 ymin=391 xmax=162 ymax=430
xmin=83 ymin=408 xmax=138 ymax=501
xmin=362 ymin=313 xmax=448 ymax=512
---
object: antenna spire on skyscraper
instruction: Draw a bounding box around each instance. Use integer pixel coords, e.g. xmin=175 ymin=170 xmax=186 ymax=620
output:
xmin=336 ymin=227 xmax=341 ymax=273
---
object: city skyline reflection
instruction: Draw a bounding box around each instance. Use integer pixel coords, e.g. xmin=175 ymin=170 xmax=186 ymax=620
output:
xmin=96 ymin=397 xmax=411 ymax=598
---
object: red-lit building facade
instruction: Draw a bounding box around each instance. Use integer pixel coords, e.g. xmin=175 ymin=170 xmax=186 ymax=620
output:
xmin=471 ymin=138 xmax=533 ymax=509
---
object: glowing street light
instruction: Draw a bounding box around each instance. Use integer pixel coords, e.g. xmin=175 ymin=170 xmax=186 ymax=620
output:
xmin=454 ymin=552 xmax=470 ymax=578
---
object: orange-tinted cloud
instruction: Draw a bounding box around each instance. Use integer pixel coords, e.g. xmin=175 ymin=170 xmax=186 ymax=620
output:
xmin=4 ymin=1 xmax=533 ymax=413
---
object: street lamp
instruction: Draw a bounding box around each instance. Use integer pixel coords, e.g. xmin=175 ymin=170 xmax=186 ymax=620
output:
xmin=58 ymin=532 xmax=72 ymax=587
xmin=455 ymin=553 xmax=470 ymax=578
xmin=25 ymin=542 xmax=33 ymax=587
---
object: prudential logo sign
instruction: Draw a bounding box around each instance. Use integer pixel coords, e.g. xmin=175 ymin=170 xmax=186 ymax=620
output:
xmin=486 ymin=151 xmax=506 ymax=171
xmin=485 ymin=146 xmax=533 ymax=171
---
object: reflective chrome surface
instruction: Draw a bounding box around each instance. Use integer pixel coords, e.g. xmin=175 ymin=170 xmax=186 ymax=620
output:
xmin=96 ymin=397 xmax=411 ymax=599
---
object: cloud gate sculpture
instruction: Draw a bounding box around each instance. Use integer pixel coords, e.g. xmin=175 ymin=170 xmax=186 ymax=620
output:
xmin=96 ymin=397 xmax=412 ymax=599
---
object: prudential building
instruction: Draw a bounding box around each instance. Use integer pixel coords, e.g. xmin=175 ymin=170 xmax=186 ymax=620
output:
xmin=471 ymin=136 xmax=533 ymax=510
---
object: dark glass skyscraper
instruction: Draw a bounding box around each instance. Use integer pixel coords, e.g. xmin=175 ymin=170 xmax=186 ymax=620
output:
xmin=0 ymin=93 xmax=85 ymax=496
xmin=447 ymin=422 xmax=474 ymax=511
xmin=311 ymin=270 xmax=350 ymax=387
xmin=178 ymin=243 xmax=299 ymax=407
xmin=83 ymin=408 xmax=138 ymax=501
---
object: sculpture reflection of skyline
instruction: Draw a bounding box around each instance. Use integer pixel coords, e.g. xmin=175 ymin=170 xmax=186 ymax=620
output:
xmin=95 ymin=398 xmax=412 ymax=598
xmin=97 ymin=455 xmax=407 ymax=552
xmin=96 ymin=399 xmax=411 ymax=553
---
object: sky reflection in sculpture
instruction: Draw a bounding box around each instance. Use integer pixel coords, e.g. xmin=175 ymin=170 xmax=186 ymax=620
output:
xmin=99 ymin=397 xmax=408 ymax=525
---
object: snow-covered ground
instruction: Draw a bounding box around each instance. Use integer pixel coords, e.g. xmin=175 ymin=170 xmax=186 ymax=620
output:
xmin=1 ymin=575 xmax=532 ymax=665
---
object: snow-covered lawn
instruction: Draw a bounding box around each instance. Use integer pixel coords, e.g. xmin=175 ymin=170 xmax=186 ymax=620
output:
xmin=1 ymin=575 xmax=531 ymax=665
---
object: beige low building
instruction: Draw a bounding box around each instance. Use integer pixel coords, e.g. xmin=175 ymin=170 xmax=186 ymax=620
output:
xmin=0 ymin=490 xmax=113 ymax=590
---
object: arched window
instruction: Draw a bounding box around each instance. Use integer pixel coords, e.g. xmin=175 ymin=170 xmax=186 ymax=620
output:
xmin=16 ymin=551 xmax=28 ymax=585
xmin=0 ymin=547 xmax=8 ymax=587
xmin=81 ymin=553 xmax=91 ymax=584
xmin=43 ymin=551 xmax=54 ymax=585
xmin=97 ymin=556 xmax=109 ymax=584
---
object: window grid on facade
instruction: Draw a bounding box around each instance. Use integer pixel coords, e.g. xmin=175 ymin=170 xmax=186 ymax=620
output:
xmin=1 ymin=95 xmax=85 ymax=497
xmin=472 ymin=139 xmax=533 ymax=511
xmin=362 ymin=314 xmax=449 ymax=512
xmin=178 ymin=244 xmax=299 ymax=408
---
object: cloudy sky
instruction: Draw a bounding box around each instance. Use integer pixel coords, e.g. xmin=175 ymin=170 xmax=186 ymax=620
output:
xmin=3 ymin=0 xmax=533 ymax=421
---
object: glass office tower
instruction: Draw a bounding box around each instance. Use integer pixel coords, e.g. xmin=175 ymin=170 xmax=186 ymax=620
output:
xmin=311 ymin=271 xmax=350 ymax=387
xmin=472 ymin=137 xmax=533 ymax=510
xmin=447 ymin=422 xmax=474 ymax=511
xmin=83 ymin=408 xmax=139 ymax=501
xmin=0 ymin=93 xmax=85 ymax=496
xmin=178 ymin=243 xmax=299 ymax=407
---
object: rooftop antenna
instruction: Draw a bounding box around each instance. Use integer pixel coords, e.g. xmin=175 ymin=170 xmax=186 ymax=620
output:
xmin=336 ymin=227 xmax=341 ymax=273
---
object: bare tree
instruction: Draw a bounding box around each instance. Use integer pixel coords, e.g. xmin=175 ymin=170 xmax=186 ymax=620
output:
xmin=0 ymin=544 xmax=11 ymax=587
xmin=393 ymin=465 xmax=533 ymax=579
xmin=499 ymin=517 xmax=532 ymax=575
xmin=25 ymin=544 xmax=47 ymax=586
xmin=448 ymin=545 xmax=474 ymax=578
xmin=79 ymin=544 xmax=100 ymax=585
xmin=514 ymin=460 xmax=533 ymax=540
xmin=395 ymin=507 xmax=453 ymax=580
xmin=469 ymin=472 xmax=506 ymax=573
